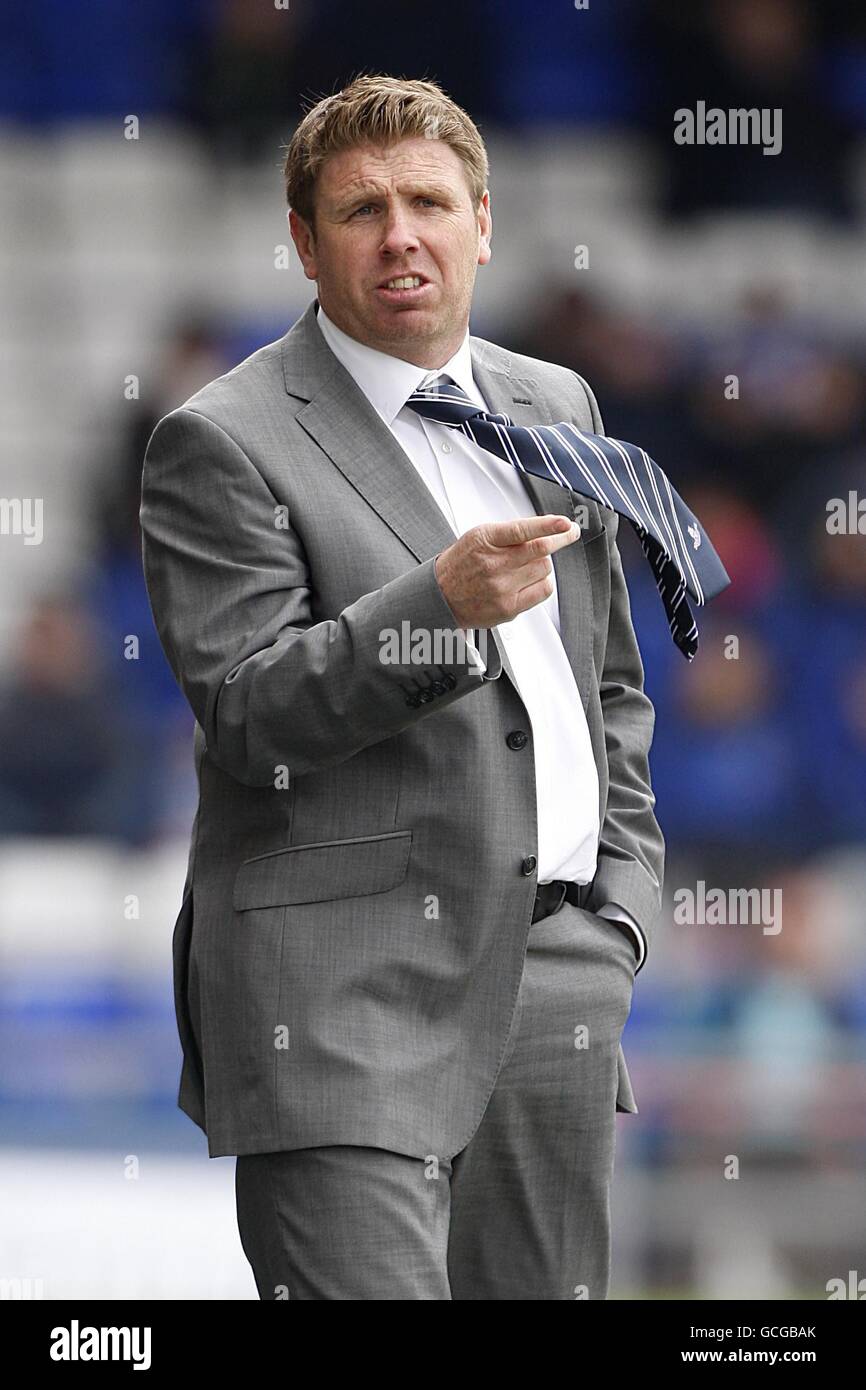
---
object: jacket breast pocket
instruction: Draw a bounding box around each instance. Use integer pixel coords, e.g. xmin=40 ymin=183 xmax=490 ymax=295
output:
xmin=582 ymin=524 xmax=611 ymax=588
xmin=233 ymin=830 xmax=412 ymax=911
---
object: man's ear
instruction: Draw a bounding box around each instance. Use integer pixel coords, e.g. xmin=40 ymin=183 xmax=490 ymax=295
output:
xmin=289 ymin=208 xmax=318 ymax=281
xmin=477 ymin=190 xmax=492 ymax=266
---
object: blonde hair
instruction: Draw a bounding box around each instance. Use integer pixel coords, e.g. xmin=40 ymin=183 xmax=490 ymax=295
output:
xmin=283 ymin=73 xmax=489 ymax=232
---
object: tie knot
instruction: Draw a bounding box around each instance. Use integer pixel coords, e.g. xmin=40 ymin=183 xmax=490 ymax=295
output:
xmin=418 ymin=370 xmax=455 ymax=394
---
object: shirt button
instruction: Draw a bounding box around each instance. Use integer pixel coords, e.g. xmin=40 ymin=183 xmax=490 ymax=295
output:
xmin=521 ymin=855 xmax=537 ymax=876
xmin=441 ymin=441 xmax=452 ymax=453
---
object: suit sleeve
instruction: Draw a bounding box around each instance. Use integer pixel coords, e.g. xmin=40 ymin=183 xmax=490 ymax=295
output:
xmin=571 ymin=371 xmax=665 ymax=963
xmin=140 ymin=406 xmax=502 ymax=787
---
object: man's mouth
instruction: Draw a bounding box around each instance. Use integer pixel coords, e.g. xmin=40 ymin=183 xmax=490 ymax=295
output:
xmin=375 ymin=275 xmax=433 ymax=303
xmin=377 ymin=274 xmax=428 ymax=290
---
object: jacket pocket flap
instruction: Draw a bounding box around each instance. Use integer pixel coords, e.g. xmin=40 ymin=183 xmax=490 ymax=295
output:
xmin=233 ymin=830 xmax=412 ymax=910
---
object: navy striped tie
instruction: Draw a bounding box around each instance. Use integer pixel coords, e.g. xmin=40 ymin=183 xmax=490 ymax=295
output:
xmin=406 ymin=375 xmax=730 ymax=660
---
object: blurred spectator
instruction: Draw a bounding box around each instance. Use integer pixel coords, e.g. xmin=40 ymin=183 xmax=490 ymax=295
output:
xmin=684 ymin=284 xmax=865 ymax=507
xmin=0 ymin=598 xmax=157 ymax=843
xmin=647 ymin=618 xmax=806 ymax=868
xmin=189 ymin=0 xmax=494 ymax=159
xmin=79 ymin=316 xmax=230 ymax=842
xmin=785 ymin=479 xmax=866 ymax=847
xmin=649 ymin=0 xmax=859 ymax=221
xmin=92 ymin=312 xmax=228 ymax=561
xmin=511 ymin=285 xmax=694 ymax=467
xmin=189 ymin=0 xmax=309 ymax=161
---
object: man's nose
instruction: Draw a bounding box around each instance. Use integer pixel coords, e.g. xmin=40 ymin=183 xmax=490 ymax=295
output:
xmin=379 ymin=206 xmax=420 ymax=256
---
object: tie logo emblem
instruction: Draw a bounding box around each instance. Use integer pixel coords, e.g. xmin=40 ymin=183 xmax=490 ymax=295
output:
xmin=687 ymin=522 xmax=701 ymax=551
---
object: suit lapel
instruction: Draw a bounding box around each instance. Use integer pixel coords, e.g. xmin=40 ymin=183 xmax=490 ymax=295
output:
xmin=281 ymin=299 xmax=596 ymax=707
xmin=287 ymin=302 xmax=460 ymax=565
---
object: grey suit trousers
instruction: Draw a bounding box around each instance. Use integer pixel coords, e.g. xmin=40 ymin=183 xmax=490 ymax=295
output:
xmin=235 ymin=899 xmax=637 ymax=1300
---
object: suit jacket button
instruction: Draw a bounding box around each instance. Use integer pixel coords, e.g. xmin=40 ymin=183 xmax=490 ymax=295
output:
xmin=442 ymin=673 xmax=457 ymax=690
xmin=506 ymin=729 xmax=528 ymax=750
xmin=430 ymin=680 xmax=448 ymax=695
xmin=521 ymin=855 xmax=537 ymax=875
xmin=418 ymin=688 xmax=435 ymax=703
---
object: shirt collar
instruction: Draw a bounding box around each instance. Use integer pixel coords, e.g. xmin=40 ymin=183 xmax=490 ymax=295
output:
xmin=315 ymin=300 xmax=483 ymax=424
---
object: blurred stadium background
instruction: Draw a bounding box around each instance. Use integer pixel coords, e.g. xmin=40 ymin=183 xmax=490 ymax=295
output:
xmin=1 ymin=0 xmax=865 ymax=1299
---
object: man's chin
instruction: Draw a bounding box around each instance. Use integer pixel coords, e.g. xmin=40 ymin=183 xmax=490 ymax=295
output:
xmin=370 ymin=306 xmax=438 ymax=337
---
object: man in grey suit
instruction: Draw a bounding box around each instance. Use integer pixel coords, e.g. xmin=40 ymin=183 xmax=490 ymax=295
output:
xmin=140 ymin=73 xmax=664 ymax=1300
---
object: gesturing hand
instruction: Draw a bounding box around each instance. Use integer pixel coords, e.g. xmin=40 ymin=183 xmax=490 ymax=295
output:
xmin=434 ymin=514 xmax=581 ymax=629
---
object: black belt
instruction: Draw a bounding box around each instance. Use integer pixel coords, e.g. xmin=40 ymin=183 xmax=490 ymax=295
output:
xmin=531 ymin=878 xmax=591 ymax=924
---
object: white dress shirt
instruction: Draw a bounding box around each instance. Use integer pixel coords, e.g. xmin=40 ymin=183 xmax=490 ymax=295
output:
xmin=315 ymin=302 xmax=645 ymax=969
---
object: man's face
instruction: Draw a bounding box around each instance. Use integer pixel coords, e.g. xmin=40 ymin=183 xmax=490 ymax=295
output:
xmin=289 ymin=136 xmax=491 ymax=367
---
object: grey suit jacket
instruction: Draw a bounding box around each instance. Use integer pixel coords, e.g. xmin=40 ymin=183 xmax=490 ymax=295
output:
xmin=140 ymin=297 xmax=665 ymax=1159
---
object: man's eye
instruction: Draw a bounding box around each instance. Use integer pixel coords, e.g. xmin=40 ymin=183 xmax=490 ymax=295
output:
xmin=351 ymin=197 xmax=438 ymax=216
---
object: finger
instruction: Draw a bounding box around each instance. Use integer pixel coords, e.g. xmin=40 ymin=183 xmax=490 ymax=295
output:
xmin=501 ymin=522 xmax=581 ymax=570
xmin=512 ymin=571 xmax=556 ymax=614
xmin=509 ymin=555 xmax=553 ymax=585
xmin=489 ymin=514 xmax=576 ymax=549
xmin=543 ymin=521 xmax=581 ymax=553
